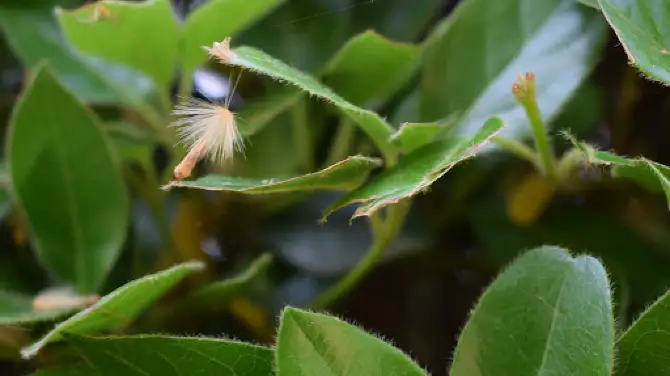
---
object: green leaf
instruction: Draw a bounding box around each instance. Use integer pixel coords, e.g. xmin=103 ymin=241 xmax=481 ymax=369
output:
xmin=578 ymin=0 xmax=600 ymax=8
xmin=236 ymin=86 xmax=304 ymax=136
xmin=175 ymin=156 xmax=381 ymax=192
xmin=187 ymin=253 xmax=272 ymax=307
xmin=566 ymin=136 xmax=670 ymax=207
xmin=56 ymin=0 xmax=179 ymax=88
xmin=234 ymin=31 xmax=418 ymax=138
xmin=322 ymin=30 xmax=420 ymax=106
xmin=8 ymin=65 xmax=129 ymax=293
xmin=390 ymin=122 xmax=446 ymax=154
xmin=224 ymin=46 xmax=397 ymax=161
xmin=0 ymin=290 xmax=72 ymax=325
xmin=451 ymin=246 xmax=614 ymax=376
xmin=0 ymin=3 xmax=159 ymax=107
xmin=20 ymin=261 xmax=204 ymax=359
xmin=234 ymin=0 xmax=351 ymax=72
xmin=470 ymin=198 xmax=670 ymax=318
xmin=276 ymin=307 xmax=426 ymax=376
xmin=352 ymin=0 xmax=442 ymax=42
xmin=104 ymin=121 xmax=154 ymax=169
xmin=616 ymin=161 xmax=670 ymax=200
xmin=58 ymin=335 xmax=274 ymax=376
xmin=181 ymin=0 xmax=285 ymax=78
xmin=325 ymin=116 xmax=503 ymax=219
xmin=421 ymin=0 xmax=606 ymax=141
xmin=599 ymin=0 xmax=670 ymax=84
xmin=615 ymin=289 xmax=670 ymax=376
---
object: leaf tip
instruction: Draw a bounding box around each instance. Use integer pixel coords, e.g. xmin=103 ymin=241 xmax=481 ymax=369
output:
xmin=204 ymin=38 xmax=238 ymax=64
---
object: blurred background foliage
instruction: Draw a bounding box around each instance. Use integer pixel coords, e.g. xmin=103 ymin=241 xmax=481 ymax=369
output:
xmin=0 ymin=0 xmax=669 ymax=374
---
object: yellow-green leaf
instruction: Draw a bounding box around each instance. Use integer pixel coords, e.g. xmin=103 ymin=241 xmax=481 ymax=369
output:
xmin=56 ymin=0 xmax=179 ymax=88
xmin=175 ymin=156 xmax=381 ymax=192
xmin=181 ymin=0 xmax=285 ymax=78
xmin=21 ymin=261 xmax=204 ymax=359
xmin=322 ymin=30 xmax=419 ymax=106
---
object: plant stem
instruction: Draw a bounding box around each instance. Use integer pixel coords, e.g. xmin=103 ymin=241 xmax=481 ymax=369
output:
xmin=309 ymin=200 xmax=411 ymax=309
xmin=325 ymin=118 xmax=355 ymax=166
xmin=492 ymin=136 xmax=540 ymax=169
xmin=178 ymin=71 xmax=194 ymax=100
xmin=291 ymin=99 xmax=314 ymax=171
xmin=524 ymin=102 xmax=555 ymax=179
xmin=513 ymin=73 xmax=556 ymax=180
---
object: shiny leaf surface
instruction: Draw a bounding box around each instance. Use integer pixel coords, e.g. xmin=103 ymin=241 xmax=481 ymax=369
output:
xmin=8 ymin=65 xmax=128 ymax=293
xmin=421 ymin=0 xmax=606 ymax=142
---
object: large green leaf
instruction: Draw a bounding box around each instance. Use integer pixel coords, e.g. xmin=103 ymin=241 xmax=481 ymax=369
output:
xmin=54 ymin=335 xmax=274 ymax=376
xmin=276 ymin=307 xmax=426 ymax=376
xmin=599 ymin=0 xmax=670 ymax=84
xmin=324 ymin=116 xmax=503 ymax=219
xmin=56 ymin=0 xmax=179 ymax=89
xmin=615 ymin=290 xmax=670 ymax=376
xmin=21 ymin=261 xmax=204 ymax=359
xmin=0 ymin=3 xmax=159 ymax=108
xmin=224 ymin=46 xmax=397 ymax=161
xmin=8 ymin=65 xmax=129 ymax=293
xmin=181 ymin=0 xmax=285 ymax=78
xmin=451 ymin=246 xmax=614 ymax=376
xmin=421 ymin=0 xmax=606 ymax=140
xmin=322 ymin=30 xmax=419 ymax=106
xmin=174 ymin=156 xmax=381 ymax=192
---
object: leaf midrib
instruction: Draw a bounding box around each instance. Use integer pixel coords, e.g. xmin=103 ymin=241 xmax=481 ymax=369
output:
xmin=52 ymin=117 xmax=88 ymax=291
xmin=536 ymin=266 xmax=572 ymax=375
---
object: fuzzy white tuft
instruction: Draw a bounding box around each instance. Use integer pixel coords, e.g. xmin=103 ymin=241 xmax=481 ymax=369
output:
xmin=170 ymin=97 xmax=244 ymax=166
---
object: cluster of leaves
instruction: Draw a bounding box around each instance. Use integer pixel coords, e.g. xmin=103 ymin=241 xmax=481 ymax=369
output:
xmin=0 ymin=0 xmax=670 ymax=374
